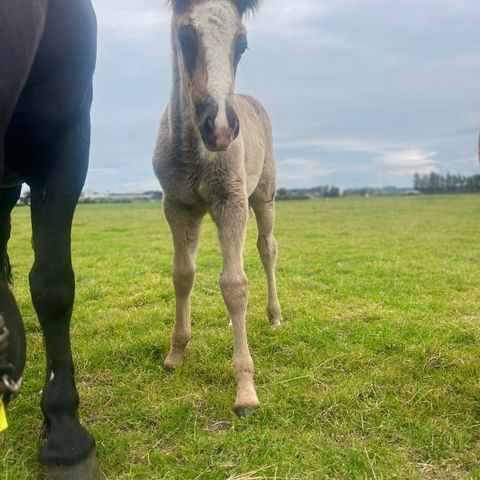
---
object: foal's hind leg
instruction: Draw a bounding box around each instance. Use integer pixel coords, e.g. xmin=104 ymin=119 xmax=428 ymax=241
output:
xmin=252 ymin=201 xmax=282 ymax=328
xmin=163 ymin=199 xmax=203 ymax=370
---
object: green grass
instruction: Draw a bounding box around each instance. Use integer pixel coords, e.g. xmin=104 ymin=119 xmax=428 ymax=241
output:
xmin=1 ymin=195 xmax=480 ymax=479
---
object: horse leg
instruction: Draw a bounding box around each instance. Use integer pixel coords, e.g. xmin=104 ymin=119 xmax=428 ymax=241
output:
xmin=163 ymin=199 xmax=203 ymax=370
xmin=0 ymin=185 xmax=26 ymax=404
xmin=29 ymin=123 xmax=103 ymax=479
xmin=251 ymin=201 xmax=281 ymax=328
xmin=0 ymin=1 xmax=49 ymax=400
xmin=211 ymin=195 xmax=260 ymax=417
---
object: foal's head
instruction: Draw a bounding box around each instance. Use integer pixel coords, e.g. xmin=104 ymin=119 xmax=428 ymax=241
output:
xmin=171 ymin=0 xmax=259 ymax=151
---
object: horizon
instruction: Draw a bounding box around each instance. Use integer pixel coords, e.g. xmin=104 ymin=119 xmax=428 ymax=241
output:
xmin=78 ymin=171 xmax=480 ymax=195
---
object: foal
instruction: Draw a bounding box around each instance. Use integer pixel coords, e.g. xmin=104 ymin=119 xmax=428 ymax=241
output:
xmin=153 ymin=0 xmax=281 ymax=416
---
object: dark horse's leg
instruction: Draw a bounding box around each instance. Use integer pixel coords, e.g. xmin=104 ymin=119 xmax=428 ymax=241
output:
xmin=0 ymin=0 xmax=48 ymax=404
xmin=0 ymin=186 xmax=25 ymax=405
xmin=28 ymin=110 xmax=104 ymax=479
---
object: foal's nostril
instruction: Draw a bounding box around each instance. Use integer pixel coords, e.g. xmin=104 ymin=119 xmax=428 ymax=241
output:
xmin=195 ymin=96 xmax=220 ymax=148
xmin=205 ymin=115 xmax=215 ymax=134
xmin=232 ymin=115 xmax=240 ymax=138
xmin=226 ymin=103 xmax=240 ymax=140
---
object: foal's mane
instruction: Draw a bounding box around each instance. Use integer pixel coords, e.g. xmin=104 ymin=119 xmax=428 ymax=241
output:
xmin=168 ymin=0 xmax=260 ymax=15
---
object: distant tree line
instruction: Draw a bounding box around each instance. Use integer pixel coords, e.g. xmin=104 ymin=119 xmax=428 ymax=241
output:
xmin=413 ymin=172 xmax=480 ymax=194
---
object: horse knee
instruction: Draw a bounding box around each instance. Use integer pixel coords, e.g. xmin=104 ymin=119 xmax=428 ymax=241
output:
xmin=220 ymin=273 xmax=247 ymax=316
xmin=173 ymin=267 xmax=195 ymax=296
xmin=29 ymin=266 xmax=75 ymax=320
xmin=257 ymin=234 xmax=277 ymax=262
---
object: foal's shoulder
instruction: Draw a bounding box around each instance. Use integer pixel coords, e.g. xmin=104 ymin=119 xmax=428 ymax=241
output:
xmin=235 ymin=94 xmax=268 ymax=115
xmin=234 ymin=94 xmax=272 ymax=130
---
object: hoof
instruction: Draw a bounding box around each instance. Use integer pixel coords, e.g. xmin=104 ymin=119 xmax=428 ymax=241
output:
xmin=163 ymin=364 xmax=177 ymax=374
xmin=270 ymin=321 xmax=281 ymax=330
xmin=163 ymin=349 xmax=185 ymax=372
xmin=42 ymin=451 xmax=105 ymax=480
xmin=267 ymin=305 xmax=282 ymax=329
xmin=163 ymin=358 xmax=182 ymax=373
xmin=234 ymin=405 xmax=258 ymax=418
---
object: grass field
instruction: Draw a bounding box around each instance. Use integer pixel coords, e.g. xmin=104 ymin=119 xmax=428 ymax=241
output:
xmin=1 ymin=195 xmax=479 ymax=479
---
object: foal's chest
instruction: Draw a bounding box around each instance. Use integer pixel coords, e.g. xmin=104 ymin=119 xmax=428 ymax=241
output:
xmin=167 ymin=159 xmax=236 ymax=207
xmin=166 ymin=162 xmax=202 ymax=206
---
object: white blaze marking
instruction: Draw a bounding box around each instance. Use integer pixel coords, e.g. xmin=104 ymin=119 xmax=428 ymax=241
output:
xmin=50 ymin=371 xmax=55 ymax=382
xmin=215 ymin=103 xmax=228 ymax=132
xmin=191 ymin=0 xmax=238 ymax=117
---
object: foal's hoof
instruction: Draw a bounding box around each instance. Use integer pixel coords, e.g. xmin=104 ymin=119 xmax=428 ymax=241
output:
xmin=163 ymin=350 xmax=184 ymax=372
xmin=42 ymin=451 xmax=105 ymax=480
xmin=234 ymin=405 xmax=258 ymax=418
xmin=163 ymin=364 xmax=177 ymax=374
xmin=163 ymin=358 xmax=182 ymax=373
xmin=267 ymin=306 xmax=282 ymax=329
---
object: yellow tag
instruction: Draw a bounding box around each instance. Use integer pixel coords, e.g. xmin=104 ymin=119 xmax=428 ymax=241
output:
xmin=0 ymin=395 xmax=7 ymax=432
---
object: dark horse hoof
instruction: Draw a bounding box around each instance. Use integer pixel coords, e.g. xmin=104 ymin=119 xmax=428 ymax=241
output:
xmin=42 ymin=451 xmax=105 ymax=480
xmin=234 ymin=406 xmax=257 ymax=418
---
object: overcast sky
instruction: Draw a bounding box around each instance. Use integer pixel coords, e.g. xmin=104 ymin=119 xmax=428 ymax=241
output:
xmin=87 ymin=0 xmax=480 ymax=192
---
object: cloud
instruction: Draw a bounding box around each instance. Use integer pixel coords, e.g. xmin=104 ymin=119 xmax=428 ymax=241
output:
xmin=377 ymin=149 xmax=437 ymax=167
xmin=94 ymin=1 xmax=170 ymax=34
xmin=275 ymin=137 xmax=442 ymax=187
xmin=277 ymin=138 xmax=438 ymax=168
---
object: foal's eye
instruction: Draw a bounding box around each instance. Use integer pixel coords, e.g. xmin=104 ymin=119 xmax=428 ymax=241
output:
xmin=178 ymin=25 xmax=198 ymax=75
xmin=234 ymin=35 xmax=248 ymax=67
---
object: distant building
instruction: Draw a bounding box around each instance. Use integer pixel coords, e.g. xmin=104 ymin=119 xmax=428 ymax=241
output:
xmin=342 ymin=187 xmax=420 ymax=197
xmin=80 ymin=190 xmax=163 ymax=203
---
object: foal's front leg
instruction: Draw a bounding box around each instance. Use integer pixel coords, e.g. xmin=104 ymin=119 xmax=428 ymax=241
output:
xmin=211 ymin=195 xmax=259 ymax=417
xmin=164 ymin=199 xmax=203 ymax=370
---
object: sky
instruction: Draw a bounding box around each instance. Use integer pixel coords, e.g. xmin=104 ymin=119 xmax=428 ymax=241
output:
xmin=87 ymin=0 xmax=480 ymax=192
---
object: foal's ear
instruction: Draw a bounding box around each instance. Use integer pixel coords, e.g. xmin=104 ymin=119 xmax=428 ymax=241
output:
xmin=168 ymin=0 xmax=190 ymax=13
xmin=234 ymin=0 xmax=261 ymax=16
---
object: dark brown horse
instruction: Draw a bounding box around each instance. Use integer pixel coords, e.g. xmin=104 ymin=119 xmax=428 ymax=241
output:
xmin=0 ymin=1 xmax=103 ymax=478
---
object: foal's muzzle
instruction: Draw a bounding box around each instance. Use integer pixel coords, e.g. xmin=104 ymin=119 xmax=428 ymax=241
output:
xmin=196 ymin=96 xmax=239 ymax=152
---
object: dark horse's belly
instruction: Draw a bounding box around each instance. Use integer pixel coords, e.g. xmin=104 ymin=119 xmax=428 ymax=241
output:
xmin=3 ymin=0 xmax=96 ymax=188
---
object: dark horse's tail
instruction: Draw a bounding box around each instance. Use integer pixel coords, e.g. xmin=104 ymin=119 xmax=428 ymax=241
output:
xmin=0 ymin=186 xmax=21 ymax=285
xmin=0 ymin=247 xmax=12 ymax=285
